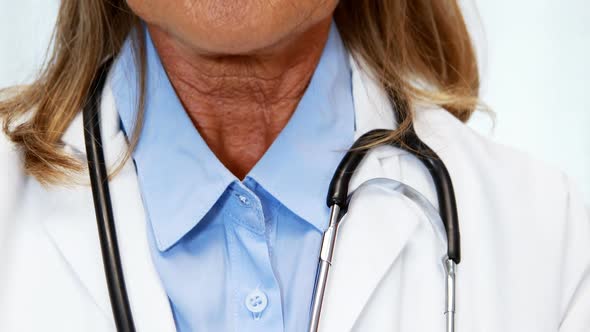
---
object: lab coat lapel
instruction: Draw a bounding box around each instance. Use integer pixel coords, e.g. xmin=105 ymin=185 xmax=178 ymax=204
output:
xmin=316 ymin=57 xmax=423 ymax=331
xmin=40 ymin=166 xmax=113 ymax=319
xmin=43 ymin=82 xmax=176 ymax=332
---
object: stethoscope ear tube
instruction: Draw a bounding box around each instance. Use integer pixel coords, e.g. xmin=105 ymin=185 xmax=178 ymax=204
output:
xmin=83 ymin=59 xmax=136 ymax=332
xmin=404 ymin=132 xmax=461 ymax=264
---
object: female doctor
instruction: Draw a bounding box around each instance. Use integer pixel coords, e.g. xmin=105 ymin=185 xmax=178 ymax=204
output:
xmin=0 ymin=0 xmax=589 ymax=331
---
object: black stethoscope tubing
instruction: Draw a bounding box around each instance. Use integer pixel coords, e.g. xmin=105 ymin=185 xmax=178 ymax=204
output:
xmin=82 ymin=59 xmax=460 ymax=332
xmin=83 ymin=59 xmax=136 ymax=332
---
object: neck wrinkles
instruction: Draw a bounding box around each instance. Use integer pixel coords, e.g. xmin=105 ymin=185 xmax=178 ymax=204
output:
xmin=147 ymin=18 xmax=333 ymax=178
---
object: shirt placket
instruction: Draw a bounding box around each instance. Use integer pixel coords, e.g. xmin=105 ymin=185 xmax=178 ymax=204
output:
xmin=224 ymin=183 xmax=285 ymax=332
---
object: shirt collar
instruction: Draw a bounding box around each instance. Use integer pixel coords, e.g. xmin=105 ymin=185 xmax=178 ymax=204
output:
xmin=111 ymin=23 xmax=354 ymax=251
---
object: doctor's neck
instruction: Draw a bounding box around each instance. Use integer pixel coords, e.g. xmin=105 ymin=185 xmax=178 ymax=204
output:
xmin=147 ymin=18 xmax=332 ymax=179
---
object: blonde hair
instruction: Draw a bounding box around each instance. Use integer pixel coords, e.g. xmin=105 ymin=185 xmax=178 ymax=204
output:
xmin=0 ymin=0 xmax=479 ymax=185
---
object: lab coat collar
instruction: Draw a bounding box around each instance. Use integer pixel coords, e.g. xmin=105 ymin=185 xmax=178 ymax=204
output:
xmin=51 ymin=54 xmax=432 ymax=332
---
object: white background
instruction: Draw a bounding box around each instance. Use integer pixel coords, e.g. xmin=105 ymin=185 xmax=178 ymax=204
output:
xmin=1 ymin=0 xmax=588 ymax=203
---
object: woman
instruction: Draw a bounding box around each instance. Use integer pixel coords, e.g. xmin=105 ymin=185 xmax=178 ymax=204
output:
xmin=0 ymin=1 xmax=588 ymax=331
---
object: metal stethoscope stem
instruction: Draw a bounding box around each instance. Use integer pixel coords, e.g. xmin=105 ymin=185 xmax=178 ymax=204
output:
xmin=308 ymin=204 xmax=341 ymax=332
xmin=445 ymin=258 xmax=457 ymax=332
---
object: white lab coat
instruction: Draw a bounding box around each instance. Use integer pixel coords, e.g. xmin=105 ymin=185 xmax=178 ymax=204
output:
xmin=0 ymin=57 xmax=589 ymax=332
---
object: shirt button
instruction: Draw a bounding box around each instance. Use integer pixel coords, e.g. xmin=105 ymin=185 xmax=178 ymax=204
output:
xmin=237 ymin=194 xmax=250 ymax=206
xmin=245 ymin=289 xmax=268 ymax=320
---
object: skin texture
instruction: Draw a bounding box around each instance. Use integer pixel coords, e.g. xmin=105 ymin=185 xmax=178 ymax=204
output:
xmin=126 ymin=0 xmax=339 ymax=179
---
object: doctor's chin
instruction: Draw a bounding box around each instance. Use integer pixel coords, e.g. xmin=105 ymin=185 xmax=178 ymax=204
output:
xmin=0 ymin=0 xmax=588 ymax=331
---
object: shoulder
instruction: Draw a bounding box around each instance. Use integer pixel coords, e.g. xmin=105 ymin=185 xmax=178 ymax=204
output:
xmin=413 ymin=106 xmax=590 ymax=241
xmin=415 ymin=106 xmax=572 ymax=198
xmin=416 ymin=108 xmax=590 ymax=326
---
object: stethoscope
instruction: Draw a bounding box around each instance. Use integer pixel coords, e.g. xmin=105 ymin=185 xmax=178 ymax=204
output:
xmin=82 ymin=59 xmax=461 ymax=332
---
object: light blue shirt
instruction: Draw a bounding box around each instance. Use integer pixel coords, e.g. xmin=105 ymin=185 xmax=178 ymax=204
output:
xmin=111 ymin=22 xmax=354 ymax=332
